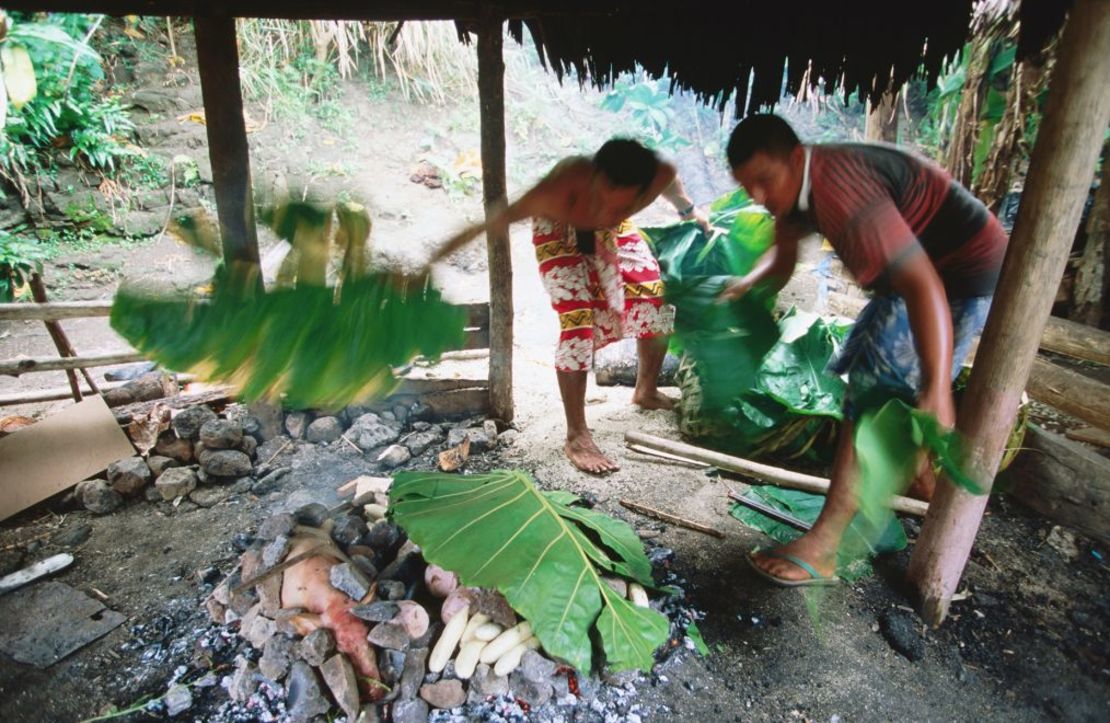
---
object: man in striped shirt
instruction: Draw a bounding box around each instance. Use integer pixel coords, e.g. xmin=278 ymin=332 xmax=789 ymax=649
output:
xmin=721 ymin=114 xmax=1008 ymax=586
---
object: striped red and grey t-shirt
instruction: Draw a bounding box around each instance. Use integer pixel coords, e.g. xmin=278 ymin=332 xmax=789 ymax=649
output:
xmin=785 ymin=143 xmax=1008 ymax=297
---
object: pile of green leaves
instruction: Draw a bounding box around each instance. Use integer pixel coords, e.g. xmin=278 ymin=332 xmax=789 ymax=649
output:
xmin=389 ymin=469 xmax=670 ymax=674
xmin=0 ymin=227 xmax=44 ymax=301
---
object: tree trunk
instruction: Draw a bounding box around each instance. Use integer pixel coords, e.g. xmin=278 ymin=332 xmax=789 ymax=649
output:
xmin=906 ymin=0 xmax=1110 ymax=627
xmin=1071 ymin=141 xmax=1110 ymax=327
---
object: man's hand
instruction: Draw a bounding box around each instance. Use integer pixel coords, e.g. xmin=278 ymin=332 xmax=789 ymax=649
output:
xmin=917 ymin=383 xmax=956 ymax=429
xmin=716 ymin=275 xmax=753 ymax=304
xmin=687 ymin=206 xmax=711 ymax=232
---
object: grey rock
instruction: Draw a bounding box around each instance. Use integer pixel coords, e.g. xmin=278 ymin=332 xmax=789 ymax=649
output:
xmin=200 ymin=419 xmax=244 ymax=450
xmin=297 ymin=628 xmax=335 ymax=667
xmin=203 ymin=449 xmax=252 ymax=477
xmin=257 ymin=436 xmax=292 ymax=464
xmin=262 ymin=535 xmax=291 ymax=569
xmin=519 ymin=650 xmax=558 ymax=684
xmin=247 ymin=401 xmax=283 ymax=441
xmin=411 ymin=421 xmax=432 ymax=432
xmin=244 ymin=611 xmax=277 ymax=650
xmin=367 ymin=621 xmax=410 ymax=651
xmin=239 ymin=435 xmax=258 ymax=459
xmin=482 ymin=419 xmax=500 ymax=442
xmin=293 ymin=503 xmax=329 ymax=528
xmin=350 ymin=555 xmax=378 ymax=579
xmin=331 ymin=515 xmax=369 ymax=547
xmin=258 ymin=513 xmax=297 ymax=541
xmin=156 ymin=467 xmax=198 ymax=500
xmin=499 ymin=429 xmax=520 ymax=447
xmin=409 ymin=401 xmax=432 ymax=421
xmin=351 ymin=601 xmax=399 ymax=623
xmin=55 ymin=524 xmax=92 ymax=547
xmin=144 ymin=486 xmax=163 ymax=503
xmin=240 ymin=414 xmax=264 ymax=442
xmin=131 ymin=87 xmax=189 ymax=112
xmin=400 ymin=647 xmax=429 ymax=699
xmin=366 ymin=520 xmax=404 ymax=555
xmin=173 ymin=405 xmax=218 ymax=441
xmin=259 ymin=634 xmax=296 ymax=681
xmin=229 ymin=477 xmax=253 ymax=494
xmin=509 ymin=671 xmax=554 ymax=707
xmin=147 ymin=455 xmax=178 ymax=477
xmin=285 ymin=661 xmax=330 ymax=722
xmin=379 ymin=580 xmax=406 ymax=601
xmin=81 ymin=480 xmax=123 ymax=514
xmin=446 ymin=428 xmax=491 ymax=453
xmin=257 ymin=574 xmax=283 ymax=618
xmin=469 ymin=663 xmax=509 ymax=697
xmin=350 ymin=413 xmax=400 ymax=451
xmin=108 ymin=456 xmax=152 ymax=496
xmin=376 ymin=444 xmax=411 ymax=468
xmin=378 ymin=648 xmax=406 ymax=685
xmin=403 ymin=431 xmax=442 ymax=456
xmin=343 ymin=404 xmax=374 ymax=423
xmin=305 ymin=416 xmax=344 ymax=444
xmin=321 ymin=653 xmax=360 ymax=720
xmin=274 ymin=607 xmax=306 ymax=636
xmin=420 ymin=679 xmax=465 ymax=709
xmin=392 ymin=699 xmax=429 ymax=723
xmin=252 ymin=467 xmax=290 ymax=494
xmin=190 ymin=486 xmax=230 ymax=508
xmin=163 ymin=684 xmax=192 ymax=716
xmin=330 ymin=562 xmax=372 ymax=601
xmin=285 ymin=412 xmax=310 ymax=440
xmin=154 ymin=433 xmax=194 ymax=463
xmin=225 ymin=656 xmax=259 ymax=702
xmin=880 ymin=609 xmax=925 ymax=662
xmin=381 ymin=411 xmax=397 ymax=423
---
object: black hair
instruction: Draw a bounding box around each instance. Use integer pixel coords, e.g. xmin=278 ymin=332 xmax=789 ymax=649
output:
xmin=726 ymin=114 xmax=801 ymax=168
xmin=593 ymin=138 xmax=659 ymax=192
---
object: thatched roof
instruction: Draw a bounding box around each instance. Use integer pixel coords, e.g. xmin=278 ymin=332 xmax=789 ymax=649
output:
xmin=6 ymin=0 xmax=1072 ymax=110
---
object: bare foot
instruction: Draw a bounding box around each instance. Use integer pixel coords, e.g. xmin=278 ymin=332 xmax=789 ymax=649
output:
xmin=750 ymin=533 xmax=837 ymax=583
xmin=632 ymin=389 xmax=675 ymax=410
xmin=565 ymin=433 xmax=620 ymax=474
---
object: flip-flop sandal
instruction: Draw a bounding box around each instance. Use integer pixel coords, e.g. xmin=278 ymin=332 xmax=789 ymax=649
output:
xmin=747 ymin=547 xmax=839 ymax=587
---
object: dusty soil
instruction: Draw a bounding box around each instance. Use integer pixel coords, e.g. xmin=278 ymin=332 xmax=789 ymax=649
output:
xmin=1 ymin=26 xmax=1108 ymax=723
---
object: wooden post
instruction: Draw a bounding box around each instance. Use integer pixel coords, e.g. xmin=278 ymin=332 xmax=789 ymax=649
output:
xmin=194 ymin=15 xmax=261 ymax=276
xmin=477 ymin=17 xmax=514 ymax=422
xmin=29 ymin=273 xmax=98 ymax=400
xmin=907 ymin=0 xmax=1110 ymax=626
xmin=1070 ymin=141 xmax=1109 ymax=327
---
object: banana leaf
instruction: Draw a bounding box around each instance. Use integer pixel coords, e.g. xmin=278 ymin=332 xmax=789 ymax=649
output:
xmin=111 ymin=267 xmax=466 ymax=409
xmin=388 ymin=470 xmax=669 ymax=674
xmin=754 ymin=309 xmax=849 ymax=419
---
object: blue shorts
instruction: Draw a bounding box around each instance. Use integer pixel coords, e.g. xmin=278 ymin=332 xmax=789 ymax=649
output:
xmin=829 ymin=295 xmax=993 ymax=420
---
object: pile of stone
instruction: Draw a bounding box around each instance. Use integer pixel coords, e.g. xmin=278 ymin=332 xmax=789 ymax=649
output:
xmin=206 ymin=498 xmax=575 ymax=722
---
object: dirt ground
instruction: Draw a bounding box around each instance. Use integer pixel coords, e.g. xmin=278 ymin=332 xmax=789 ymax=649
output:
xmin=1 ymin=28 xmax=1108 ymax=723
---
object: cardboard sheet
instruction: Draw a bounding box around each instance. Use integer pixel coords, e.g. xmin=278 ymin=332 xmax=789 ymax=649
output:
xmin=0 ymin=396 xmax=135 ymax=521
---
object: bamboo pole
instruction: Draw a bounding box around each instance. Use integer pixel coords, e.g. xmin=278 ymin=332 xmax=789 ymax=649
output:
xmin=477 ymin=16 xmax=514 ymax=422
xmin=194 ymin=14 xmax=261 ymax=277
xmin=0 ymin=301 xmax=112 ymax=321
xmin=907 ymin=0 xmax=1110 ymax=626
xmin=0 ymin=351 xmax=144 ymax=377
xmin=624 ymin=431 xmax=930 ymax=516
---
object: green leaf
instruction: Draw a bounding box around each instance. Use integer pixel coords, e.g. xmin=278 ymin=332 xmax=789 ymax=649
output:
xmin=110 ymin=269 xmax=466 ymax=409
xmin=389 ymin=470 xmax=668 ymax=674
xmin=685 ymin=621 xmax=709 ymax=656
xmin=1 ymin=45 xmax=38 ymax=108
xmin=755 ymin=310 xmax=846 ymax=419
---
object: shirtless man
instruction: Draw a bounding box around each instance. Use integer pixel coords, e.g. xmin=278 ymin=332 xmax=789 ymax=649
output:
xmin=433 ymin=139 xmax=708 ymax=473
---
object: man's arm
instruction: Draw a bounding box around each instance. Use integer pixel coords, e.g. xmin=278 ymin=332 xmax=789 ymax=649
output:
xmin=629 ymin=161 xmax=710 ymax=229
xmin=716 ymin=221 xmax=802 ymax=302
xmin=888 ymin=248 xmax=956 ymax=427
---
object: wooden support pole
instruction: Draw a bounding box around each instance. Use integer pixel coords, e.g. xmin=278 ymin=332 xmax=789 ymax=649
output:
xmin=864 ymin=90 xmax=899 ymax=143
xmin=28 ymin=274 xmax=98 ymax=400
xmin=0 ymin=300 xmax=112 ymax=321
xmin=907 ymin=0 xmax=1110 ymax=627
xmin=0 ymin=351 xmax=144 ymax=377
xmin=194 ymin=15 xmax=261 ymax=277
xmin=1026 ymin=356 xmax=1110 ymax=430
xmin=625 ymin=431 xmax=930 ymax=516
xmin=477 ymin=16 xmax=514 ymax=422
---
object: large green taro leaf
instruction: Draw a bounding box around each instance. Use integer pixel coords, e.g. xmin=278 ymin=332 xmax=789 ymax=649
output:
xmin=388 ymin=470 xmax=668 ymax=674
xmin=755 ymin=310 xmax=846 ymax=419
xmin=110 ymin=269 xmax=466 ymax=409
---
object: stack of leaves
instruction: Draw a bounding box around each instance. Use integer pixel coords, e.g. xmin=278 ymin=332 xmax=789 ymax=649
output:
xmin=388 ymin=469 xmax=670 ymax=674
xmin=110 ymin=197 xmax=466 ymax=408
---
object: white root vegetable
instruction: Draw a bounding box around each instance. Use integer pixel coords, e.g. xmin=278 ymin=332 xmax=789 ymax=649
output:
xmin=362 ymin=503 xmax=387 ymax=521
xmin=429 ymin=603 xmax=469 ymax=673
xmin=461 ymin=613 xmax=491 ymax=642
xmin=479 ymin=621 xmax=532 ymax=664
xmin=628 ymin=582 xmax=650 ymax=608
xmin=472 ymin=622 xmax=503 ymax=642
xmin=453 ymin=639 xmax=486 ymax=680
xmin=493 ymin=636 xmax=541 ymax=677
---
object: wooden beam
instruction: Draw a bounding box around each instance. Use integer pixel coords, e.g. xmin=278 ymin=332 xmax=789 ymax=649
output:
xmin=1001 ymin=425 xmax=1110 ymax=545
xmin=0 ymin=352 xmax=145 ymax=377
xmin=907 ymin=0 xmax=1110 ymax=627
xmin=194 ymin=15 xmax=261 ymax=276
xmin=29 ymin=274 xmax=97 ymax=401
xmin=1027 ymin=356 xmax=1110 ymax=430
xmin=477 ymin=17 xmax=514 ymax=422
xmin=624 ymin=431 xmax=930 ymax=516
xmin=0 ymin=301 xmax=112 ymax=322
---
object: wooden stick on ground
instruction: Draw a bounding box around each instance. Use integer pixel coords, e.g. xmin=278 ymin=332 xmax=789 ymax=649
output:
xmin=619 ymin=498 xmax=725 ymax=538
xmin=625 ymin=430 xmax=930 ymax=517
